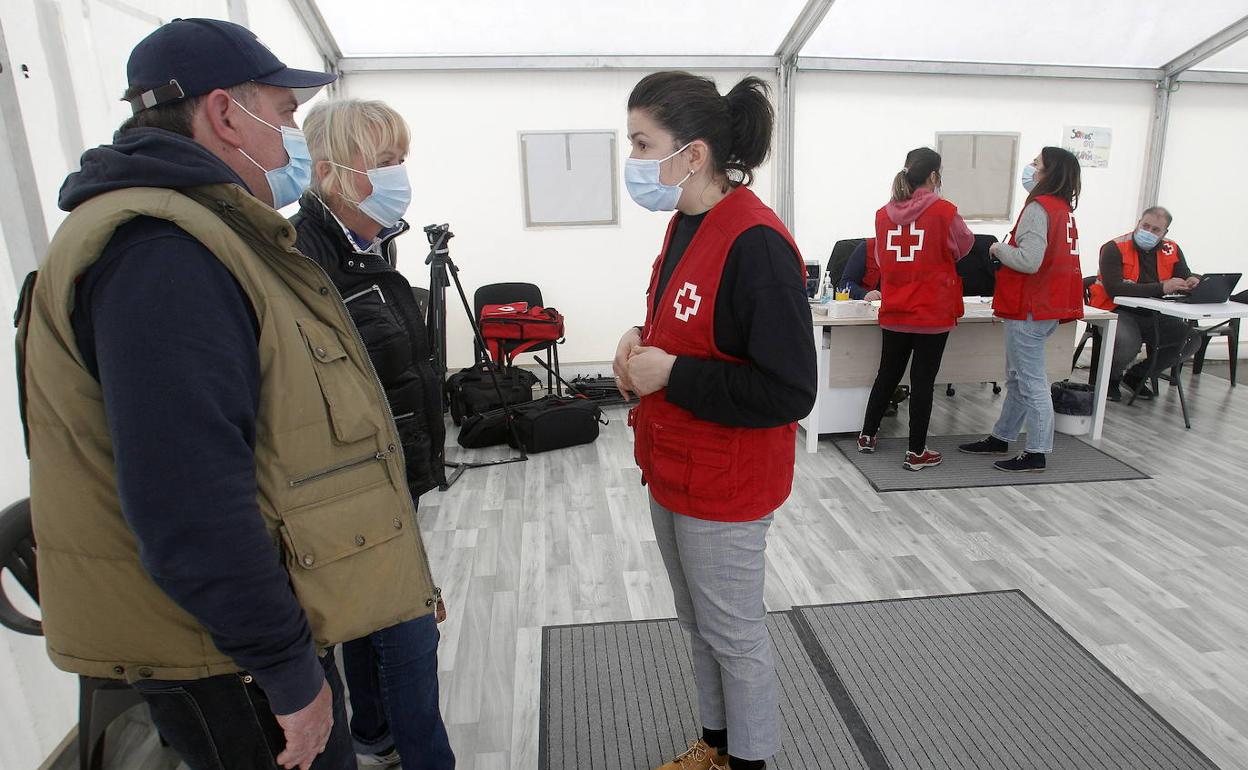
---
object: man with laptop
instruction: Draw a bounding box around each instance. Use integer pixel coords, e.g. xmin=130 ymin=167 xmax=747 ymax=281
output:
xmin=1089 ymin=206 xmax=1205 ymax=401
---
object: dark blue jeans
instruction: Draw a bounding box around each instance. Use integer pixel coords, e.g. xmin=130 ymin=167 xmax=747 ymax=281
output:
xmin=134 ymin=650 xmax=353 ymax=770
xmin=342 ymin=614 xmax=456 ymax=769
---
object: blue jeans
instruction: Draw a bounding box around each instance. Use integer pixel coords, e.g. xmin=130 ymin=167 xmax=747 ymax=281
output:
xmin=342 ymin=615 xmax=455 ymax=769
xmin=134 ymin=650 xmax=354 ymax=770
xmin=992 ymin=317 xmax=1059 ymax=453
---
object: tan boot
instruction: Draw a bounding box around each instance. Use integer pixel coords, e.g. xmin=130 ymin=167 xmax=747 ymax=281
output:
xmin=654 ymin=739 xmax=728 ymax=770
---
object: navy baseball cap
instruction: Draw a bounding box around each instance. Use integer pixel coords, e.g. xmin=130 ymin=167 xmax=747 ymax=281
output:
xmin=126 ymin=18 xmax=337 ymax=114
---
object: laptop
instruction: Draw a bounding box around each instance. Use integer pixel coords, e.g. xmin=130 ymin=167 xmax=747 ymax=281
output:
xmin=1164 ymin=272 xmax=1242 ymax=304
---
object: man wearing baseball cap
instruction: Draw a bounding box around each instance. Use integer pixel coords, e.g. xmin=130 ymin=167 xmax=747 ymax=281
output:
xmin=18 ymin=19 xmax=443 ymax=770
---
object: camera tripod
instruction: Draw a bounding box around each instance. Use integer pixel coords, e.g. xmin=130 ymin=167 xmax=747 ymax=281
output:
xmin=423 ymin=223 xmax=528 ymax=491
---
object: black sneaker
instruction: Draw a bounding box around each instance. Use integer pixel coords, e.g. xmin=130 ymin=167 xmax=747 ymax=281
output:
xmin=958 ymin=435 xmax=1010 ymax=455
xmin=1107 ymin=380 xmax=1121 ymax=403
xmin=994 ymin=452 xmax=1047 ymax=472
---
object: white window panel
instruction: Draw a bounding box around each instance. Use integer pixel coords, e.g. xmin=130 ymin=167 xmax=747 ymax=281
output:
xmin=320 ymin=0 xmax=807 ymax=58
xmin=520 ymin=130 xmax=618 ymax=228
xmin=802 ymin=0 xmax=1248 ymax=69
xmin=937 ymin=132 xmax=1019 ymax=222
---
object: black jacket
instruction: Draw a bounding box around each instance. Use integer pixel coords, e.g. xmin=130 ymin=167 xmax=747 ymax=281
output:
xmin=290 ymin=191 xmax=446 ymax=495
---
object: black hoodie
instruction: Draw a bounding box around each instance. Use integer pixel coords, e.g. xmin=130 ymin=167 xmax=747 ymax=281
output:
xmin=61 ymin=128 xmax=323 ymax=715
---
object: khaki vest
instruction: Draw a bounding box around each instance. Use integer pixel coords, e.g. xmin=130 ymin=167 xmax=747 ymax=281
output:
xmin=18 ymin=183 xmax=436 ymax=683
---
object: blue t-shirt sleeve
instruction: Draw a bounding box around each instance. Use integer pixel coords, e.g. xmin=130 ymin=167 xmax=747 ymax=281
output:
xmin=74 ymin=219 xmax=322 ymax=714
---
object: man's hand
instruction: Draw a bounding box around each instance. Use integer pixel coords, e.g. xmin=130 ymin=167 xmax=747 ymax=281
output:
xmin=1184 ymin=275 xmax=1200 ymax=290
xmin=275 ymin=678 xmax=333 ymax=770
xmin=1162 ymin=277 xmax=1189 ymax=294
xmin=613 ymin=327 xmax=642 ymax=399
xmin=626 ymin=345 xmax=677 ymax=397
xmin=864 ymin=290 xmax=881 ymax=302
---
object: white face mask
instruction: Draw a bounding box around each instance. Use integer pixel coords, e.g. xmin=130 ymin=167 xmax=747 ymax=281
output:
xmin=624 ymin=142 xmax=693 ymax=211
xmin=330 ymin=161 xmax=412 ymax=228
xmin=232 ymin=99 xmax=311 ymax=209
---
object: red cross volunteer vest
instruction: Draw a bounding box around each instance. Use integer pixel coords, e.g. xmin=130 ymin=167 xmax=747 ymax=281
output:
xmin=993 ymin=195 xmax=1084 ymax=322
xmin=629 ymin=186 xmax=803 ymax=522
xmin=1087 ymin=234 xmax=1181 ymax=310
xmin=873 ymin=199 xmax=964 ymax=328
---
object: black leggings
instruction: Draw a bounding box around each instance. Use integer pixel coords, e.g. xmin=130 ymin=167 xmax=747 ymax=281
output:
xmin=861 ymin=329 xmax=950 ymax=454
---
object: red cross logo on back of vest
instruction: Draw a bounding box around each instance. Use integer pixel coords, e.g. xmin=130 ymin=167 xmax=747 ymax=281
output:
xmin=887 ymin=223 xmax=924 ymax=262
xmin=673 ymin=282 xmax=702 ymax=322
xmin=1067 ymin=217 xmax=1080 ymax=256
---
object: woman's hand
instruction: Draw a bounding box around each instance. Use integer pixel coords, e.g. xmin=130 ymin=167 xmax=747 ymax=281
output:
xmin=613 ymin=327 xmax=642 ymax=399
xmin=864 ymin=290 xmax=881 ymax=302
xmin=626 ymin=345 xmax=677 ymax=397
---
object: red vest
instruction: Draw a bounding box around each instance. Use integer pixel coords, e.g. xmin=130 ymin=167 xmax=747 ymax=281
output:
xmin=1087 ymin=234 xmax=1180 ymax=310
xmin=993 ymin=195 xmax=1084 ymax=322
xmin=873 ymin=200 xmax=964 ymax=328
xmin=629 ymin=186 xmax=803 ymax=522
xmin=862 ymin=237 xmax=880 ymax=291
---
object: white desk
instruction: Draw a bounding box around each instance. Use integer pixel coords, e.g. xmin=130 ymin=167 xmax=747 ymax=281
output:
xmin=799 ymin=300 xmax=1118 ymax=453
xmin=1108 ymin=297 xmax=1248 ymax=426
xmin=1112 ymin=296 xmax=1248 ymax=321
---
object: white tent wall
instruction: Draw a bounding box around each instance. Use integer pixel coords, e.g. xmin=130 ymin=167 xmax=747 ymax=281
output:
xmin=0 ymin=2 xmax=324 ymax=767
xmin=793 ymin=71 xmax=1155 ymax=283
xmin=1157 ymin=81 xmax=1248 ymax=355
xmin=342 ymin=68 xmax=778 ymax=370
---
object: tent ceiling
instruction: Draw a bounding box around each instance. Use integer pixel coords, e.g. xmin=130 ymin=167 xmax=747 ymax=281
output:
xmin=321 ymin=0 xmax=809 ymax=58
xmin=315 ymin=0 xmax=1248 ymax=75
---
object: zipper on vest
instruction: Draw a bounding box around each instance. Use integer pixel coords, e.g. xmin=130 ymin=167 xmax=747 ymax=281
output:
xmin=342 ymin=284 xmax=386 ymax=304
xmin=289 ymin=449 xmax=393 ymax=488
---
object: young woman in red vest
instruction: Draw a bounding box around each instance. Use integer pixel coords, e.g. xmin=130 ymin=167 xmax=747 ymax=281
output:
xmin=856 ymin=148 xmax=975 ymax=469
xmin=611 ymin=71 xmax=816 ymax=770
xmin=960 ymin=147 xmax=1084 ymax=472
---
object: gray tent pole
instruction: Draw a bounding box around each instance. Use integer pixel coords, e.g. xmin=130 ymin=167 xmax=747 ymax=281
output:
xmin=0 ymin=19 xmax=49 ymax=286
xmin=1140 ymin=13 xmax=1248 ymax=211
xmin=773 ymin=0 xmax=836 ymax=231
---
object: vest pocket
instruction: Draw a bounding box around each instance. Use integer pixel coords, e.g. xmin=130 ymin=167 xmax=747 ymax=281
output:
xmin=297 ymin=318 xmax=383 ymax=445
xmin=651 ymin=423 xmax=739 ymax=501
xmin=279 ymin=479 xmax=406 ymax=570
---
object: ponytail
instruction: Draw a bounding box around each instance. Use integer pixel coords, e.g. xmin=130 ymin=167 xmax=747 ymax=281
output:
xmin=723 ymin=77 xmax=773 ymax=186
xmin=891 ymin=147 xmax=942 ymax=203
xmin=628 ymin=71 xmax=774 ymax=188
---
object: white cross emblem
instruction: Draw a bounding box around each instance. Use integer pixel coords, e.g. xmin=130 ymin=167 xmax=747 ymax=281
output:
xmin=1066 ymin=216 xmax=1080 ymax=256
xmin=673 ymin=282 xmax=702 ymax=322
xmin=886 ymin=223 xmax=924 ymax=262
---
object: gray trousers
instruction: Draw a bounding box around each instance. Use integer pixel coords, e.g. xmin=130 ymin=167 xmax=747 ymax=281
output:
xmin=649 ymin=496 xmax=779 ymax=761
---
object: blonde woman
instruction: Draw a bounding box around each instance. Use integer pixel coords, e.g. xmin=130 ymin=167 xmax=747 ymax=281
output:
xmin=291 ymin=99 xmax=454 ymax=769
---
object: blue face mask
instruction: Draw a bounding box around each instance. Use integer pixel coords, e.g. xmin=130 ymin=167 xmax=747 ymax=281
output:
xmin=625 ymin=142 xmax=693 ymax=211
xmin=233 ymin=99 xmax=312 ymax=209
xmin=1134 ymin=229 xmax=1161 ymax=251
xmin=332 ymin=162 xmax=412 ymax=228
xmin=1021 ymin=164 xmax=1038 ymax=193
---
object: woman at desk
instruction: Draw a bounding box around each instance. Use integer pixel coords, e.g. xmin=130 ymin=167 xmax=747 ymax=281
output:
xmin=960 ymin=146 xmax=1084 ymax=472
xmin=841 ymin=238 xmax=882 ymax=300
xmin=857 ymin=147 xmax=974 ymax=470
xmin=612 ymin=71 xmax=816 ymax=770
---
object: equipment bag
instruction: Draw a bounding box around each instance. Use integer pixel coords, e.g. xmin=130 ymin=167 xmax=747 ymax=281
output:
xmin=508 ymin=396 xmax=605 ymax=453
xmin=459 ymin=396 xmax=605 ymax=451
xmin=445 ymin=362 xmax=539 ymax=425
xmin=478 ymin=302 xmax=565 ymax=362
